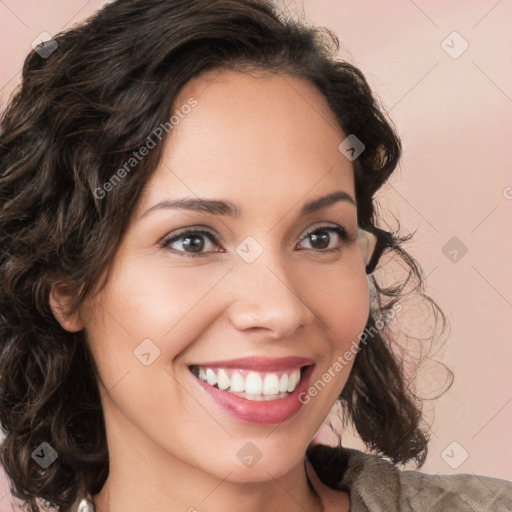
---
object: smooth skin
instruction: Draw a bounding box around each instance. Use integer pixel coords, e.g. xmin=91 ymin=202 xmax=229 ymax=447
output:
xmin=50 ymin=68 xmax=366 ymax=512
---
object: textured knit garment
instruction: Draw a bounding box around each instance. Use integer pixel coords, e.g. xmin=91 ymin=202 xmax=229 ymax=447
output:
xmin=70 ymin=444 xmax=512 ymax=511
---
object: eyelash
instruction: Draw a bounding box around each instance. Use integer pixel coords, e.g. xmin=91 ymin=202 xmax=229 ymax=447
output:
xmin=159 ymin=225 xmax=349 ymax=258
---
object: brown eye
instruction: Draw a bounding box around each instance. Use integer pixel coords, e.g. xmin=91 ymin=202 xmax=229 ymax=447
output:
xmin=160 ymin=225 xmax=349 ymax=258
xmin=297 ymin=226 xmax=348 ymax=252
xmin=161 ymin=229 xmax=219 ymax=257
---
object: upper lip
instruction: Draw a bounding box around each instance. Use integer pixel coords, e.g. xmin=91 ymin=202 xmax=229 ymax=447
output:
xmin=189 ymin=356 xmax=315 ymax=372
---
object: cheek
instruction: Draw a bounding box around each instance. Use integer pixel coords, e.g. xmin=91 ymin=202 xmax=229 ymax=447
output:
xmin=330 ymin=279 xmax=369 ymax=344
xmin=307 ymin=260 xmax=370 ymax=347
xmin=295 ymin=267 xmax=369 ymax=429
xmin=305 ymin=262 xmax=369 ymax=399
xmin=85 ymin=259 xmax=230 ymax=373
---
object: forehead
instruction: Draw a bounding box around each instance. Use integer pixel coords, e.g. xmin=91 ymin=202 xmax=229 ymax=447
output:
xmin=136 ymin=69 xmax=354 ymax=215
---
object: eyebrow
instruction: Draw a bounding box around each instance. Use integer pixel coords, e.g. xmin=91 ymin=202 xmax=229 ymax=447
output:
xmin=139 ymin=190 xmax=356 ymax=220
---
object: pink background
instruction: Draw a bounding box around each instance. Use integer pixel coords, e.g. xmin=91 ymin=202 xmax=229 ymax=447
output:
xmin=1 ymin=1 xmax=511 ymax=509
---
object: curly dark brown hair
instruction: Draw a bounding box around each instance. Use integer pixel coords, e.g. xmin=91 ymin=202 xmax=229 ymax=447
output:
xmin=0 ymin=0 xmax=451 ymax=511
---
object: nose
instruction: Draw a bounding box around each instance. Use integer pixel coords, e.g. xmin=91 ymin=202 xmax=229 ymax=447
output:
xmin=225 ymin=250 xmax=316 ymax=340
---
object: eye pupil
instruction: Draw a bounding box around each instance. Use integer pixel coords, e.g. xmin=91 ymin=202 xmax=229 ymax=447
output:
xmin=309 ymin=230 xmax=331 ymax=250
xmin=183 ymin=235 xmax=205 ymax=252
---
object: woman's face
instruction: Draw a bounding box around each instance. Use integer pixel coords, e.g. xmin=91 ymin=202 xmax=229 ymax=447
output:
xmin=62 ymin=69 xmax=370 ymax=483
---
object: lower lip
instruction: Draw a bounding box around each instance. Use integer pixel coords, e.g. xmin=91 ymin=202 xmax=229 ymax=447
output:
xmin=193 ymin=366 xmax=314 ymax=425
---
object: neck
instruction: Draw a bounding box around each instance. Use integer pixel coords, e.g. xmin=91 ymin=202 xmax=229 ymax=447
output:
xmin=92 ymin=409 xmax=324 ymax=512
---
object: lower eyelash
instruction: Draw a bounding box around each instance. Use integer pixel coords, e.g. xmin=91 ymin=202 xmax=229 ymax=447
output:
xmin=161 ymin=226 xmax=349 ymax=257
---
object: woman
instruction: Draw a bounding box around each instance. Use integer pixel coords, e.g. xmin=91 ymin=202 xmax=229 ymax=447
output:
xmin=0 ymin=1 xmax=510 ymax=511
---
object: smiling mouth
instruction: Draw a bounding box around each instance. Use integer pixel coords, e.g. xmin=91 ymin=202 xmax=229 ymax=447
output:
xmin=189 ymin=365 xmax=312 ymax=401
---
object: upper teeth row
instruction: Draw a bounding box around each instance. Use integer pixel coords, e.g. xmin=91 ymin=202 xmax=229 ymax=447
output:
xmin=196 ymin=367 xmax=302 ymax=396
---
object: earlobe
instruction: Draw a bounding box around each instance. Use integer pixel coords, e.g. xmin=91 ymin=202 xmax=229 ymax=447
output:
xmin=49 ymin=281 xmax=85 ymax=332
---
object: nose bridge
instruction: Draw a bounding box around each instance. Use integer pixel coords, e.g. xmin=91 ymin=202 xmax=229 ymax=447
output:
xmin=226 ymin=239 xmax=315 ymax=337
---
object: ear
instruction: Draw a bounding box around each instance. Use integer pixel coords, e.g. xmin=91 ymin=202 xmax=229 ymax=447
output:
xmin=49 ymin=281 xmax=85 ymax=332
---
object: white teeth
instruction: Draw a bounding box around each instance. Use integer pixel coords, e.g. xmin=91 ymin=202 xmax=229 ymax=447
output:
xmin=230 ymin=373 xmax=245 ymax=392
xmin=245 ymin=372 xmax=263 ymax=395
xmin=205 ymin=368 xmax=217 ymax=386
xmin=192 ymin=366 xmax=306 ymax=398
xmin=233 ymin=391 xmax=289 ymax=401
xmin=287 ymin=369 xmax=300 ymax=392
xmin=279 ymin=373 xmax=289 ymax=393
xmin=217 ymin=369 xmax=230 ymax=390
xmin=263 ymin=373 xmax=280 ymax=395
